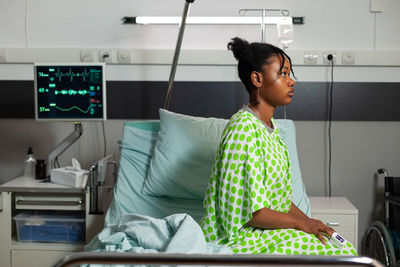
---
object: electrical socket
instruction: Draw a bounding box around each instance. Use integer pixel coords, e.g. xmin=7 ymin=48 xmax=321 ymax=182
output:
xmin=117 ymin=49 xmax=132 ymax=63
xmin=0 ymin=49 xmax=8 ymax=62
xmin=80 ymin=49 xmax=94 ymax=62
xmin=303 ymin=52 xmax=319 ymax=65
xmin=99 ymin=49 xmax=113 ymax=63
xmin=342 ymin=51 xmax=355 ymax=65
xmin=322 ymin=51 xmax=336 ymax=65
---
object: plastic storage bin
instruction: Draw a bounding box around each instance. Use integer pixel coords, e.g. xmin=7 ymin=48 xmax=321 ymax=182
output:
xmin=13 ymin=211 xmax=84 ymax=244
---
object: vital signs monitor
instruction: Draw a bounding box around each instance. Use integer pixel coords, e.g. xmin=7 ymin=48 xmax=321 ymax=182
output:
xmin=34 ymin=63 xmax=106 ymax=121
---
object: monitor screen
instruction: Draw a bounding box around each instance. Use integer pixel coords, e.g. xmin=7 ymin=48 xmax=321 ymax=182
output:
xmin=34 ymin=63 xmax=106 ymax=121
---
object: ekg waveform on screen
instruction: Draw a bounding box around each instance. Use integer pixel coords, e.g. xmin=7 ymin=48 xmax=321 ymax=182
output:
xmin=35 ymin=65 xmax=105 ymax=121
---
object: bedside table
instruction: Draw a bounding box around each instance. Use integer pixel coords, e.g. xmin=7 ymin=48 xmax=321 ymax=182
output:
xmin=0 ymin=177 xmax=106 ymax=267
xmin=309 ymin=197 xmax=359 ymax=250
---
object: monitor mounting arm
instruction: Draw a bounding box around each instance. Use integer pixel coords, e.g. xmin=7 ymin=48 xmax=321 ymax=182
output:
xmin=47 ymin=122 xmax=83 ymax=177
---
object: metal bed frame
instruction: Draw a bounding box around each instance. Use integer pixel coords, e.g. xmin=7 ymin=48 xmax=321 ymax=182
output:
xmin=55 ymin=252 xmax=384 ymax=267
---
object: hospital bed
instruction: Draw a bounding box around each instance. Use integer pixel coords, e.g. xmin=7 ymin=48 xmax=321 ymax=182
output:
xmin=55 ymin=108 xmax=382 ymax=266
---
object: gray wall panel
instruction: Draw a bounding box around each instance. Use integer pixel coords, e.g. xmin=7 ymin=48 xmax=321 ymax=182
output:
xmin=0 ymin=81 xmax=34 ymax=118
xmin=0 ymin=80 xmax=399 ymax=121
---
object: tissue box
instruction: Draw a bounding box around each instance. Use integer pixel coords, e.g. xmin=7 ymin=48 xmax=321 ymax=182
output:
xmin=51 ymin=167 xmax=89 ymax=188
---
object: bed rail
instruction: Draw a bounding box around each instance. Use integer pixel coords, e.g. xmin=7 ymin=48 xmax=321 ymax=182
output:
xmin=54 ymin=252 xmax=384 ymax=267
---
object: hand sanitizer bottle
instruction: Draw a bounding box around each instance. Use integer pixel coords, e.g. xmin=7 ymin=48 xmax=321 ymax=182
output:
xmin=24 ymin=147 xmax=36 ymax=178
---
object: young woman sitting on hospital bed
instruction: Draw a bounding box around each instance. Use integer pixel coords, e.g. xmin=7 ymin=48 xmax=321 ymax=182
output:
xmin=200 ymin=37 xmax=357 ymax=256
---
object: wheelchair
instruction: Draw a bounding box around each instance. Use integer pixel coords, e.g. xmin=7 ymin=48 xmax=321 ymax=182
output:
xmin=362 ymin=168 xmax=400 ymax=266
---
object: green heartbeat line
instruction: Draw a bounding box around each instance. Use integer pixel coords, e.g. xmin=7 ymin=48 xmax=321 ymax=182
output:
xmin=56 ymin=104 xmax=96 ymax=114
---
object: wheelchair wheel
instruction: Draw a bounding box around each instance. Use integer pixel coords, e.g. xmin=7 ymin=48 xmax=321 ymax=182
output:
xmin=362 ymin=221 xmax=396 ymax=266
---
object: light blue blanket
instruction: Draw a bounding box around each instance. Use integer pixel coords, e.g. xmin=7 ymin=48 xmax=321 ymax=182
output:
xmin=85 ymin=213 xmax=231 ymax=257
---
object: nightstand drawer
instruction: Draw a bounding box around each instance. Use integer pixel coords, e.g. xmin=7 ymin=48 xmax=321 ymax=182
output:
xmin=311 ymin=213 xmax=355 ymax=232
xmin=15 ymin=193 xmax=85 ymax=211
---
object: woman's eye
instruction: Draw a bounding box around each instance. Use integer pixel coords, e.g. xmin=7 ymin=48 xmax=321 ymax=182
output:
xmin=280 ymin=72 xmax=287 ymax=77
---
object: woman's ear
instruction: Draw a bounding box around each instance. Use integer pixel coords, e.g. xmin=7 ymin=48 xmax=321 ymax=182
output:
xmin=251 ymin=71 xmax=262 ymax=88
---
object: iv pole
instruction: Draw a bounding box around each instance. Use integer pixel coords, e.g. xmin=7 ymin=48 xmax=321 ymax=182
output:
xmin=163 ymin=0 xmax=195 ymax=110
xmin=239 ymin=9 xmax=290 ymax=44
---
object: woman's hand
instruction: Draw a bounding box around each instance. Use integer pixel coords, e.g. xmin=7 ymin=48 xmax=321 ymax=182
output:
xmin=295 ymin=217 xmax=335 ymax=245
xmin=249 ymin=204 xmax=335 ymax=245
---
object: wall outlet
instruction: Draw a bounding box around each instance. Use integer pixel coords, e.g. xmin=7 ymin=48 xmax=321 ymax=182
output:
xmin=0 ymin=49 xmax=8 ymax=62
xmin=322 ymin=51 xmax=337 ymax=65
xmin=342 ymin=51 xmax=355 ymax=65
xmin=117 ymin=49 xmax=132 ymax=63
xmin=80 ymin=49 xmax=94 ymax=62
xmin=304 ymin=52 xmax=319 ymax=65
xmin=99 ymin=49 xmax=113 ymax=63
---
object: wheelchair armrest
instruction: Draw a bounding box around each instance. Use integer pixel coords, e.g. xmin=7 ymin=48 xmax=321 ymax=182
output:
xmin=384 ymin=195 xmax=400 ymax=206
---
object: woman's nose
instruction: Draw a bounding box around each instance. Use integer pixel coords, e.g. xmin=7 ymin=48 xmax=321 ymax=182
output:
xmin=288 ymin=77 xmax=295 ymax=87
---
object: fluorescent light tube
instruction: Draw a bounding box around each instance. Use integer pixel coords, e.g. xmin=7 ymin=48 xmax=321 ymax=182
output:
xmin=134 ymin=16 xmax=292 ymax=25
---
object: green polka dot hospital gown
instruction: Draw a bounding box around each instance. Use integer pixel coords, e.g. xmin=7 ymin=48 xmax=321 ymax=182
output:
xmin=201 ymin=107 xmax=357 ymax=256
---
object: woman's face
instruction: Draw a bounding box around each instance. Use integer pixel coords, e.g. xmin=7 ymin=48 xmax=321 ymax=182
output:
xmin=257 ymin=55 xmax=295 ymax=107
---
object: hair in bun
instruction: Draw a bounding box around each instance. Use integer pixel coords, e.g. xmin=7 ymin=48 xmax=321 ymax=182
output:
xmin=227 ymin=37 xmax=254 ymax=67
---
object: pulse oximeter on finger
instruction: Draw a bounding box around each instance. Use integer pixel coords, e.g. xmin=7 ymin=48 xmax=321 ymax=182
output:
xmin=330 ymin=232 xmax=346 ymax=248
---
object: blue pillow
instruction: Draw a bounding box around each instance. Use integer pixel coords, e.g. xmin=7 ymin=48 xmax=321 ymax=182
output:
xmin=141 ymin=109 xmax=311 ymax=216
xmin=104 ymin=120 xmax=207 ymax=226
xmin=141 ymin=109 xmax=228 ymax=200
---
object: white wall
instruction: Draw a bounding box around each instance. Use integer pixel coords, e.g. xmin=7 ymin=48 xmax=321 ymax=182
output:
xmin=1 ymin=0 xmax=400 ymax=249
xmin=1 ymin=0 xmax=399 ymax=50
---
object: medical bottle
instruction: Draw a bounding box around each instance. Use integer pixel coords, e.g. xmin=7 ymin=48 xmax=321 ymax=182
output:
xmin=35 ymin=160 xmax=47 ymax=180
xmin=23 ymin=147 xmax=36 ymax=178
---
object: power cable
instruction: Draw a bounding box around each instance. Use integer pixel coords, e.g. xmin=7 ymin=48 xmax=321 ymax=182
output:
xmin=327 ymin=55 xmax=334 ymax=197
xmin=102 ymin=121 xmax=107 ymax=157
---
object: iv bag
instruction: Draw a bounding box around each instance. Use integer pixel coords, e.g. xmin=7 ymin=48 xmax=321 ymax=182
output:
xmin=277 ymin=18 xmax=293 ymax=49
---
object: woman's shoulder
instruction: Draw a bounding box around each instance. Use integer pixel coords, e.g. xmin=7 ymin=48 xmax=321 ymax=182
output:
xmin=224 ymin=109 xmax=266 ymax=135
xmin=230 ymin=108 xmax=255 ymax=123
xmin=226 ymin=109 xmax=251 ymax=127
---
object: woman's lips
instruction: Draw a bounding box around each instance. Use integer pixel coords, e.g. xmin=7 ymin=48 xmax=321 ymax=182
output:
xmin=288 ymin=90 xmax=294 ymax=97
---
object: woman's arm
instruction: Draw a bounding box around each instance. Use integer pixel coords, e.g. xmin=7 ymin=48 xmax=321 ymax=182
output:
xmin=248 ymin=205 xmax=335 ymax=244
xmin=288 ymin=201 xmax=308 ymax=219
xmin=248 ymin=206 xmax=298 ymax=229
